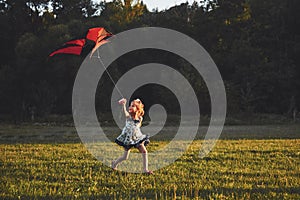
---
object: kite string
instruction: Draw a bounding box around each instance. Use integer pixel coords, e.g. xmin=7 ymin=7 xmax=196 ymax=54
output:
xmin=96 ymin=49 xmax=124 ymax=99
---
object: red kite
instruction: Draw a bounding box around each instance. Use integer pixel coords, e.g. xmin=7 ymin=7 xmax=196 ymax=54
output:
xmin=64 ymin=39 xmax=86 ymax=46
xmin=91 ymin=39 xmax=109 ymax=57
xmin=49 ymin=27 xmax=112 ymax=57
xmin=49 ymin=39 xmax=86 ymax=57
xmin=86 ymin=27 xmax=112 ymax=42
xmin=49 ymin=27 xmax=123 ymax=98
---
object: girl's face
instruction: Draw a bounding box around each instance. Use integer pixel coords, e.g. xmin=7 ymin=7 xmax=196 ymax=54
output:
xmin=128 ymin=102 xmax=137 ymax=114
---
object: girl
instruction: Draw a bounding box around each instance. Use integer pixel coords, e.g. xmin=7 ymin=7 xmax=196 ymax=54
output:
xmin=112 ymin=98 xmax=152 ymax=174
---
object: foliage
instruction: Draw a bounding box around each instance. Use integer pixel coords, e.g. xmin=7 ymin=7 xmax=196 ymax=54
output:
xmin=0 ymin=0 xmax=299 ymax=122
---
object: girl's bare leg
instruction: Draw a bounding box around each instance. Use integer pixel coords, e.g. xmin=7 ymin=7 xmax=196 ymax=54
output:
xmin=112 ymin=150 xmax=130 ymax=170
xmin=138 ymin=143 xmax=152 ymax=173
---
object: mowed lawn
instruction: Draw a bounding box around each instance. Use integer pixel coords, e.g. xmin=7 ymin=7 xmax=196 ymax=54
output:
xmin=1 ymin=135 xmax=300 ymax=199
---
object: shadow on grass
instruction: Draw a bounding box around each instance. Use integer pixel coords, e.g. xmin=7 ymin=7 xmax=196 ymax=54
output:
xmin=0 ymin=124 xmax=300 ymax=144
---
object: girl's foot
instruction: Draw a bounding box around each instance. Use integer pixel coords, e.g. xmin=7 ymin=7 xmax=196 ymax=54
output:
xmin=144 ymin=170 xmax=153 ymax=175
xmin=111 ymin=160 xmax=117 ymax=170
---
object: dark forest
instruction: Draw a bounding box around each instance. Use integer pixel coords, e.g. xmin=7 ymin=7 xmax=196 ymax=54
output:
xmin=0 ymin=0 xmax=299 ymax=124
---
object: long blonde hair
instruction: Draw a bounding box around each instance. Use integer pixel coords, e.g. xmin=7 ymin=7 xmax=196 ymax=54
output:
xmin=131 ymin=99 xmax=144 ymax=118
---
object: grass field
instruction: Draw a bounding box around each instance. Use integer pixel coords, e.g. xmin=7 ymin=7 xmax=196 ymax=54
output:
xmin=1 ymin=124 xmax=300 ymax=199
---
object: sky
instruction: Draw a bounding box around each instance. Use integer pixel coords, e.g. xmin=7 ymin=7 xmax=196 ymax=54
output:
xmin=137 ymin=0 xmax=197 ymax=11
xmin=95 ymin=0 xmax=199 ymax=12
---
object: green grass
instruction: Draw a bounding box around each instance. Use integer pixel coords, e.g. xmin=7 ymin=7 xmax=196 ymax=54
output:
xmin=1 ymin=139 xmax=300 ymax=199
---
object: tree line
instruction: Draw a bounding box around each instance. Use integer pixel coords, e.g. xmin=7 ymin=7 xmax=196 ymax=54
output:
xmin=0 ymin=0 xmax=299 ymax=123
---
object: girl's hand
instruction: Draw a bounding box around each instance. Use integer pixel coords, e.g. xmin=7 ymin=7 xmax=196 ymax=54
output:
xmin=118 ymin=98 xmax=127 ymax=105
xmin=119 ymin=98 xmax=130 ymax=118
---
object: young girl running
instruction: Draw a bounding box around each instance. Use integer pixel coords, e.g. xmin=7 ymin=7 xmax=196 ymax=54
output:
xmin=111 ymin=98 xmax=152 ymax=174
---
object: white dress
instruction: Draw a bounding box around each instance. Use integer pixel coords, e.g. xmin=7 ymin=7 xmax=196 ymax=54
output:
xmin=115 ymin=117 xmax=150 ymax=150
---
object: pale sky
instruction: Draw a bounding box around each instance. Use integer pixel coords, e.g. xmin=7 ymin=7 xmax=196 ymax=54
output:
xmin=95 ymin=0 xmax=198 ymax=11
xmin=139 ymin=0 xmax=197 ymax=11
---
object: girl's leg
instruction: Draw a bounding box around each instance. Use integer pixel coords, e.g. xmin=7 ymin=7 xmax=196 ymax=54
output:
xmin=137 ymin=143 xmax=152 ymax=174
xmin=112 ymin=149 xmax=130 ymax=170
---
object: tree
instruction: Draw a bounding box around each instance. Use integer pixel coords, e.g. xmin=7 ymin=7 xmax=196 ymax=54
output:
xmin=50 ymin=0 xmax=97 ymax=22
xmin=99 ymin=0 xmax=147 ymax=30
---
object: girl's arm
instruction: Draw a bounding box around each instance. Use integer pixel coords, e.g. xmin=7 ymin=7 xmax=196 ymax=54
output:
xmin=119 ymin=98 xmax=130 ymax=118
xmin=122 ymin=103 xmax=130 ymax=118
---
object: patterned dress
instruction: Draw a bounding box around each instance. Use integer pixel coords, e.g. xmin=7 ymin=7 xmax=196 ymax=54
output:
xmin=115 ymin=117 xmax=150 ymax=150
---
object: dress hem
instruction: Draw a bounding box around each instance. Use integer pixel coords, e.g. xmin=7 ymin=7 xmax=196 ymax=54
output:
xmin=115 ymin=136 xmax=150 ymax=150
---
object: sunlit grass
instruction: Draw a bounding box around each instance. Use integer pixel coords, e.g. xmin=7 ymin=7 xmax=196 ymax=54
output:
xmin=1 ymin=139 xmax=299 ymax=199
